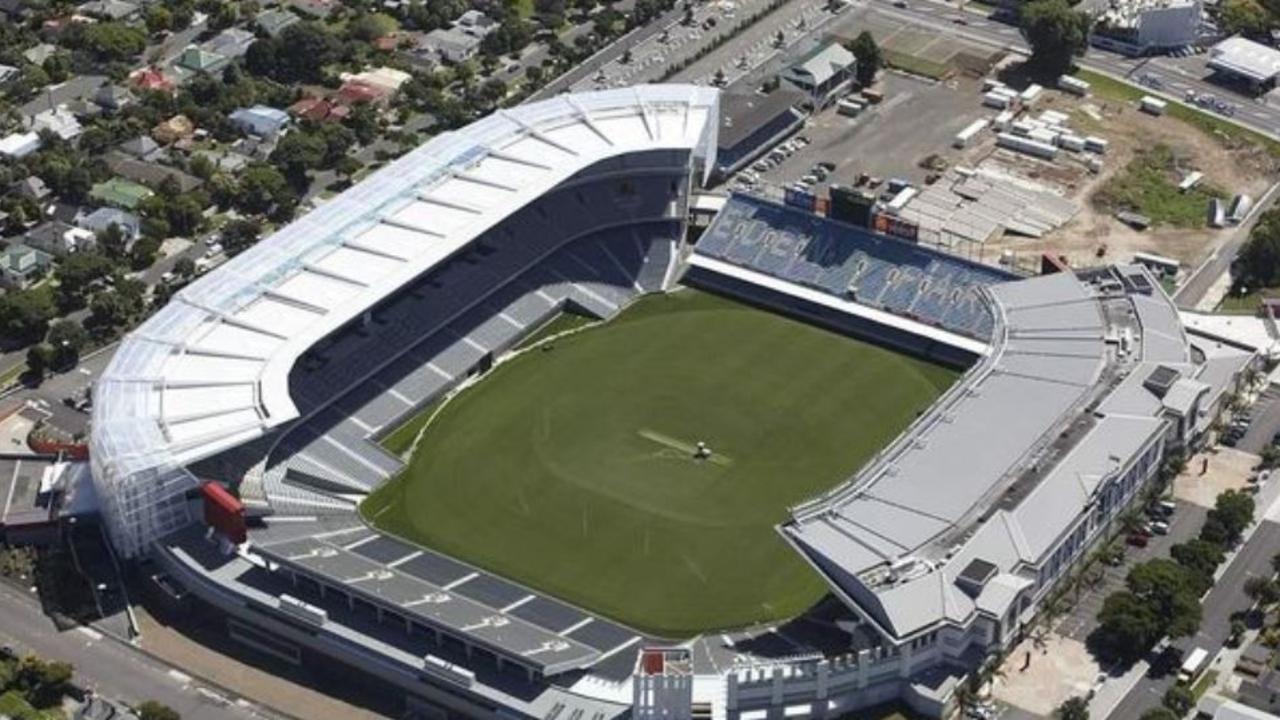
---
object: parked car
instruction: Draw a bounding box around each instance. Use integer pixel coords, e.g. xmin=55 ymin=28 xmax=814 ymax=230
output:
xmin=1127 ymin=533 xmax=1149 ymax=547
xmin=1151 ymin=520 xmax=1170 ymax=535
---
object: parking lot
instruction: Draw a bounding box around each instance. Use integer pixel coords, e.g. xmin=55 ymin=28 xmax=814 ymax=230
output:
xmin=729 ymin=71 xmax=993 ymax=197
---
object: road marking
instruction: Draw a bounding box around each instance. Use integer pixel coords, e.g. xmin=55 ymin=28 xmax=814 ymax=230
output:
xmin=167 ymin=669 xmax=191 ymax=684
xmin=3 ymin=460 xmax=20 ymax=517
xmin=77 ymin=626 xmax=102 ymax=642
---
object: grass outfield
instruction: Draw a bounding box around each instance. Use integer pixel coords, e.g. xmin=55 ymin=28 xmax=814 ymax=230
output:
xmin=362 ymin=289 xmax=957 ymax=637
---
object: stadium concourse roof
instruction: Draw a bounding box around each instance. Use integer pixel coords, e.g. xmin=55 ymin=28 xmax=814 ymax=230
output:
xmin=91 ymin=85 xmax=719 ymax=485
xmin=783 ymin=270 xmax=1187 ymax=640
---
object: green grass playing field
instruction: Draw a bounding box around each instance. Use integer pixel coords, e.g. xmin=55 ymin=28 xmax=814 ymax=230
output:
xmin=361 ymin=289 xmax=957 ymax=637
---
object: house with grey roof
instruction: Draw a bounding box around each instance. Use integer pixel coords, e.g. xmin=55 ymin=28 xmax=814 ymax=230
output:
xmin=23 ymin=44 xmax=57 ymax=66
xmin=25 ymin=220 xmax=96 ymax=257
xmin=76 ymin=207 xmax=141 ymax=245
xmin=13 ymin=176 xmax=50 ymax=201
xmin=93 ymin=83 xmax=134 ymax=112
xmin=202 ymin=28 xmax=256 ymax=59
xmin=256 ymin=7 xmax=300 ymax=36
xmin=422 ymin=27 xmax=482 ymax=64
xmin=0 ymin=243 xmax=52 ymax=288
xmin=76 ymin=0 xmax=139 ymax=20
xmin=229 ymin=105 xmax=290 ymax=138
xmin=118 ymin=135 xmax=163 ymax=161
xmin=780 ymin=42 xmax=856 ymax=107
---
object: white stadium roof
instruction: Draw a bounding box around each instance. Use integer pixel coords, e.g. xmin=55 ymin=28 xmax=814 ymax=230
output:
xmin=92 ymin=84 xmax=720 ymax=555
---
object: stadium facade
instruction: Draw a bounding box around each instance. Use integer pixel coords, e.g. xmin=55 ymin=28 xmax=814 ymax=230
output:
xmin=89 ymin=86 xmax=1255 ymax=720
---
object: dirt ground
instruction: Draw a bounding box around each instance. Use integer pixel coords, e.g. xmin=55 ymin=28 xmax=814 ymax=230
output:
xmin=1172 ymin=447 xmax=1257 ymax=509
xmin=991 ymin=631 xmax=1102 ymax=717
xmin=982 ymin=88 xmax=1277 ymax=272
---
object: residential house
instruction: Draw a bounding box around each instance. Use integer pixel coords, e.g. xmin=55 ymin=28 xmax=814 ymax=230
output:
xmin=151 ymin=115 xmax=195 ymax=145
xmin=202 ymin=28 xmax=255 ymax=59
xmin=106 ymin=153 xmax=203 ymax=193
xmin=23 ymin=44 xmax=57 ymax=66
xmin=118 ymin=135 xmax=163 ymax=161
xmin=337 ymin=80 xmax=391 ymax=106
xmin=93 ymin=84 xmax=134 ymax=112
xmin=290 ymin=96 xmax=351 ymax=123
xmin=30 ymin=106 xmax=82 ymax=141
xmin=343 ymin=66 xmax=411 ymax=95
xmin=780 ymin=42 xmax=857 ymax=108
xmin=13 ymin=177 xmax=50 ymax=201
xmin=25 ymin=220 xmax=95 ymax=256
xmin=130 ymin=66 xmax=177 ymax=94
xmin=0 ymin=65 xmax=19 ymax=85
xmin=256 ymin=8 xmax=300 ymax=36
xmin=0 ymin=132 xmax=41 ymax=159
xmin=76 ymin=207 xmax=141 ymax=245
xmin=175 ymin=45 xmax=230 ymax=75
xmin=0 ymin=243 xmax=51 ymax=288
xmin=76 ymin=0 xmax=139 ymax=20
xmin=229 ymin=105 xmax=290 ymax=138
xmin=454 ymin=9 xmax=497 ymax=37
xmin=423 ymin=27 xmax=482 ymax=64
xmin=89 ymin=177 xmax=153 ymax=210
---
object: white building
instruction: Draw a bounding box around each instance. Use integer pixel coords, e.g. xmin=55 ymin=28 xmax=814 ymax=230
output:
xmin=1092 ymin=0 xmax=1202 ymax=53
xmin=1208 ymin=36 xmax=1280 ymax=91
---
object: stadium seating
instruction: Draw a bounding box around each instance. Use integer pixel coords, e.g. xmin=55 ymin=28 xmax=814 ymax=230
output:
xmin=696 ymin=195 xmax=1014 ymax=341
xmin=261 ymin=178 xmax=688 ymax=513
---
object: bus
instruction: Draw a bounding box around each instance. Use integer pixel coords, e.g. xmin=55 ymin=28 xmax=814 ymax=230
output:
xmin=1178 ymin=647 xmax=1209 ymax=685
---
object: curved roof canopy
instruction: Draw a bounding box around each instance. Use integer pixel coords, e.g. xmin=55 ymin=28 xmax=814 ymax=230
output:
xmin=92 ymin=85 xmax=720 ymax=488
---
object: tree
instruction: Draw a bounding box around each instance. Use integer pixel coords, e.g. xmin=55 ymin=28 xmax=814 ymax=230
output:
xmin=1020 ymin=0 xmax=1090 ymax=77
xmin=237 ymin=164 xmax=294 ymax=214
xmin=1139 ymin=710 xmax=1177 ymax=720
xmin=1163 ymin=685 xmax=1194 ymax=715
xmin=1209 ymin=489 xmax=1256 ymax=545
xmin=1126 ymin=559 xmax=1202 ymax=639
xmin=221 ymin=218 xmax=263 ymax=256
xmin=188 ymin=154 xmax=216 ymax=181
xmin=137 ymin=700 xmax=181 ymax=720
xmin=847 ymin=31 xmax=882 ymax=87
xmin=1219 ymin=0 xmax=1271 ymax=37
xmin=1056 ymin=696 xmax=1089 ymax=720
xmin=1094 ymin=591 xmax=1164 ymax=662
xmin=1170 ymin=539 xmax=1225 ymax=591
xmin=245 ymin=23 xmax=339 ymax=83
xmin=26 ymin=344 xmax=53 ymax=378
xmin=1246 ymin=575 xmax=1280 ymax=607
xmin=67 ymin=22 xmax=148 ymax=62
xmin=349 ymin=11 xmax=398 ymax=41
xmin=55 ymin=251 xmax=115 ymax=310
xmin=333 ymin=155 xmax=363 ymax=182
xmin=1237 ymin=207 xmax=1280 ymax=290
xmin=47 ymin=320 xmax=89 ymax=369
xmin=174 ymin=257 xmax=197 ymax=279
xmin=144 ymin=5 xmax=173 ymax=33
xmin=15 ymin=656 xmax=73 ymax=707
xmin=0 ymin=289 xmax=57 ymax=346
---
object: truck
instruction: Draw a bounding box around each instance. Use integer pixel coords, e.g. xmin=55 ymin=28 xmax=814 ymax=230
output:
xmin=1140 ymin=95 xmax=1167 ymax=115
xmin=1178 ymin=647 xmax=1209 ymax=685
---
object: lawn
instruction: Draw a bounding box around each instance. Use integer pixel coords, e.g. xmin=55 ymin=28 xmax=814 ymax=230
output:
xmin=0 ymin=691 xmax=60 ymax=720
xmin=1092 ymin=143 xmax=1223 ymax=228
xmin=1218 ymin=286 xmax=1280 ymax=314
xmin=363 ymin=289 xmax=957 ymax=637
xmin=883 ymin=49 xmax=951 ymax=81
xmin=1075 ymin=69 xmax=1280 ymax=158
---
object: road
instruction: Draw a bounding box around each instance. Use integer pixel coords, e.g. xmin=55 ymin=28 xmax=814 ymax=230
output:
xmin=0 ymin=581 xmax=276 ymax=720
xmin=1107 ymin=520 xmax=1280 ymax=719
xmin=1173 ymin=181 xmax=1280 ymax=309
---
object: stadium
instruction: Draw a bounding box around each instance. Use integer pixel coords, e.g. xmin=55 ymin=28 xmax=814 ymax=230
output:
xmin=89 ymin=85 xmax=1255 ymax=720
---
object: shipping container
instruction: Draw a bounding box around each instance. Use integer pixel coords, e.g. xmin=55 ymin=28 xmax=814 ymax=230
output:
xmin=1229 ymin=194 xmax=1253 ymax=223
xmin=982 ymin=78 xmax=1005 ymax=92
xmin=1028 ymin=127 xmax=1059 ymax=146
xmin=1178 ymin=171 xmax=1203 ymax=192
xmin=1058 ymin=75 xmax=1092 ymax=96
xmin=886 ymin=186 xmax=917 ymax=214
xmin=1140 ymin=96 xmax=1167 ymax=115
xmin=837 ymin=99 xmax=864 ymax=116
xmin=953 ymin=118 xmax=989 ymax=148
xmin=982 ymin=91 xmax=1011 ymax=109
xmin=1058 ymin=134 xmax=1085 ymax=152
xmin=1020 ymin=84 xmax=1043 ymax=105
xmin=1208 ymin=198 xmax=1226 ymax=228
xmin=993 ymin=110 xmax=1015 ymax=131
xmin=996 ymin=132 xmax=1058 ymax=159
xmin=1084 ymin=136 xmax=1108 ymax=154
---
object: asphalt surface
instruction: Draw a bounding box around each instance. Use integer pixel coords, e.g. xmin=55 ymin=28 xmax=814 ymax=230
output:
xmin=1107 ymin=519 xmax=1280 ymax=719
xmin=0 ymin=581 xmax=276 ymax=720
